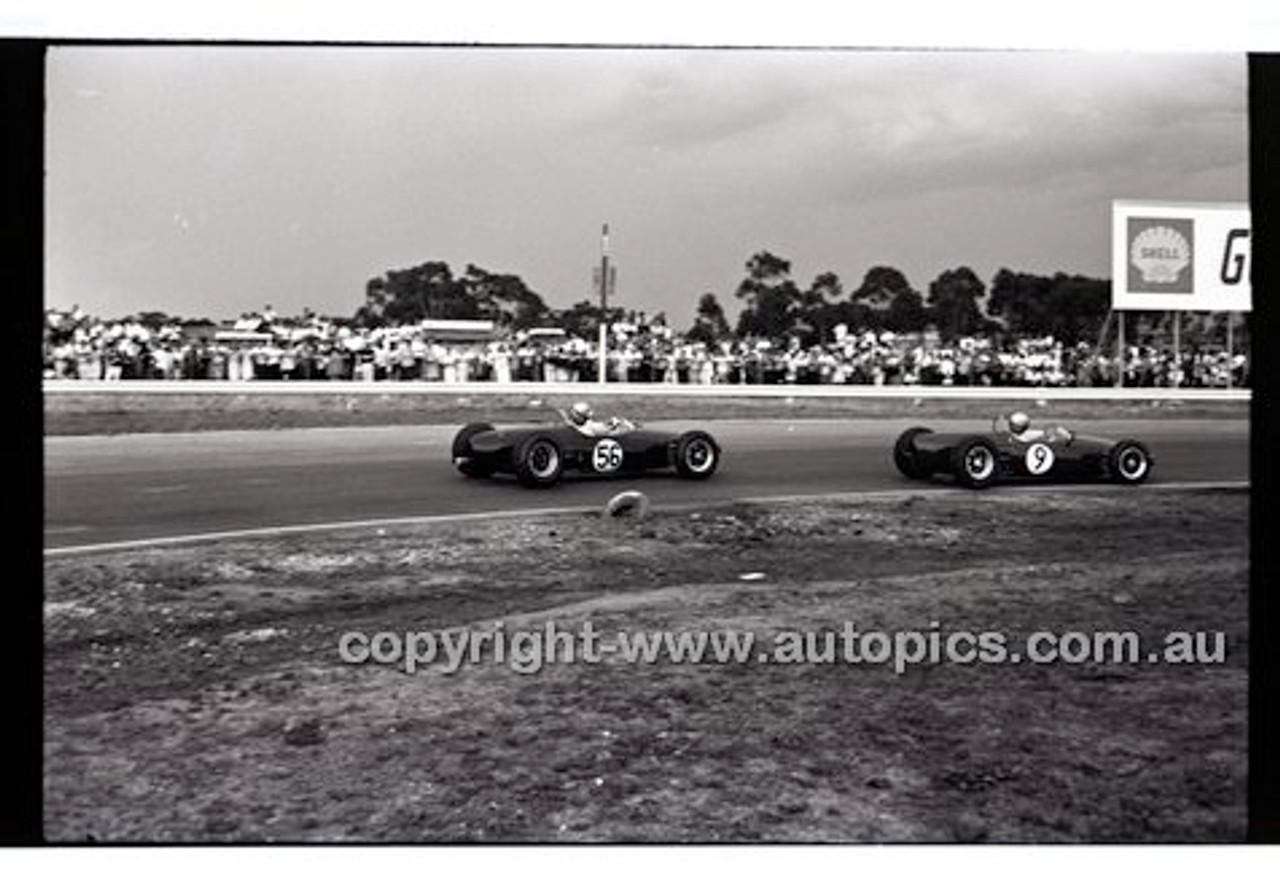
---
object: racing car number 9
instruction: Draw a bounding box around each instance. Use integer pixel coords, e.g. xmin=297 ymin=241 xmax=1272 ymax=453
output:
xmin=1025 ymin=443 xmax=1055 ymax=475
xmin=592 ymin=438 xmax=624 ymax=473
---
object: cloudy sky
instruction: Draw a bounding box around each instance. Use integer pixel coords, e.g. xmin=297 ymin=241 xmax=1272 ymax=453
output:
xmin=44 ymin=44 xmax=1248 ymax=328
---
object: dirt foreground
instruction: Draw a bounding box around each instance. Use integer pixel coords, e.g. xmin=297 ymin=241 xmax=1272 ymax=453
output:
xmin=44 ymin=487 xmax=1247 ymax=842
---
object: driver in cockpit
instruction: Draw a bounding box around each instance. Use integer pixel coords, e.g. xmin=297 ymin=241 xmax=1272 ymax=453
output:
xmin=1007 ymin=411 xmax=1046 ymax=443
xmin=566 ymin=401 xmax=631 ymax=437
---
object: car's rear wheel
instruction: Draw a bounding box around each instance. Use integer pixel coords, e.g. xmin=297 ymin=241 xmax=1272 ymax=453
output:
xmin=1108 ymin=440 xmax=1152 ymax=485
xmin=451 ymin=422 xmax=495 ymax=478
xmin=515 ymin=435 xmax=563 ymax=488
xmin=951 ymin=436 xmax=1000 ymax=489
xmin=893 ymin=426 xmax=934 ymax=480
xmin=673 ymin=431 xmax=720 ymax=479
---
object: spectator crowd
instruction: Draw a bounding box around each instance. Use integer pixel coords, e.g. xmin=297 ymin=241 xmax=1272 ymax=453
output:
xmin=42 ymin=306 xmax=1250 ymax=389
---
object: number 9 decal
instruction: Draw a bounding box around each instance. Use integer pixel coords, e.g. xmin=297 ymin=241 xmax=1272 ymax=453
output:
xmin=592 ymin=438 xmax=624 ymax=473
xmin=1025 ymin=443 xmax=1055 ymax=475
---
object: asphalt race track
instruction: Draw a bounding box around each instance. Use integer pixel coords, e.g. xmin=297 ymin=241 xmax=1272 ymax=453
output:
xmin=44 ymin=417 xmax=1249 ymax=552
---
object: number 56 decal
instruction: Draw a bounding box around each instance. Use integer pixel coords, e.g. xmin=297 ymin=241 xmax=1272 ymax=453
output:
xmin=1025 ymin=443 xmax=1055 ymax=475
xmin=592 ymin=438 xmax=624 ymax=473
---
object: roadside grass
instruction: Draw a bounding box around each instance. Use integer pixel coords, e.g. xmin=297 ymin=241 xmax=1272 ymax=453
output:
xmin=43 ymin=489 xmax=1247 ymax=842
xmin=44 ymin=390 xmax=1249 ymax=436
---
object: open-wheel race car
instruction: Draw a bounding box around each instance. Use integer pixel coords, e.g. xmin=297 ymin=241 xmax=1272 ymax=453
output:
xmin=451 ymin=402 xmax=721 ymax=488
xmin=892 ymin=411 xmax=1154 ymax=489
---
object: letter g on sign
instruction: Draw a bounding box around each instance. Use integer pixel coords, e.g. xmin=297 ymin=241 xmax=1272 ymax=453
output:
xmin=1220 ymin=228 xmax=1250 ymax=285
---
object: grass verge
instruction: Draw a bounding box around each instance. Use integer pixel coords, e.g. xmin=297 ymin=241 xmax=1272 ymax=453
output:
xmin=44 ymin=487 xmax=1247 ymax=842
xmin=44 ymin=390 xmax=1248 ymax=436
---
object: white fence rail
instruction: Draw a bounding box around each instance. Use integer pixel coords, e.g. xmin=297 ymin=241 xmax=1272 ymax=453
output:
xmin=43 ymin=381 xmax=1250 ymax=402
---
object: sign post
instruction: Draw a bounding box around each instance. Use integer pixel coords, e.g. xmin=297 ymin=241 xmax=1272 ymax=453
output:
xmin=1116 ymin=310 xmax=1125 ymax=388
xmin=1226 ymin=312 xmax=1234 ymax=389
xmin=1173 ymin=311 xmax=1181 ymax=387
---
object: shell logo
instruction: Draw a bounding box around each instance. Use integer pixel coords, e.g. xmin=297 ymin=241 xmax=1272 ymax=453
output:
xmin=1130 ymin=225 xmax=1191 ymax=285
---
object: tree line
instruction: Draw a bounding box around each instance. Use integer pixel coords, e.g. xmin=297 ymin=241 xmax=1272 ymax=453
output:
xmin=352 ymin=251 xmax=1118 ymax=347
xmin=690 ymin=250 xmax=1114 ymax=347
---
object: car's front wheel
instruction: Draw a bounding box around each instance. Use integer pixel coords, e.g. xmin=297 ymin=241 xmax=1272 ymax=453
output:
xmin=514 ymin=435 xmax=564 ymax=488
xmin=673 ymin=431 xmax=720 ymax=479
xmin=1108 ymin=440 xmax=1152 ymax=485
xmin=951 ymin=436 xmax=1000 ymax=489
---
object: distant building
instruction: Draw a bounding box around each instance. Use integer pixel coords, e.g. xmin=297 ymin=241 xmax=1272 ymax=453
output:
xmin=416 ymin=319 xmax=497 ymax=343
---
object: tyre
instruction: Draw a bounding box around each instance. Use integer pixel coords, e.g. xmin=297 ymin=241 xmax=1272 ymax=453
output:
xmin=893 ymin=426 xmax=934 ymax=480
xmin=950 ymin=436 xmax=1000 ymax=489
xmin=1107 ymin=439 xmax=1152 ymax=485
xmin=514 ymin=435 xmax=564 ymax=488
xmin=451 ymin=422 xmax=495 ymax=478
xmin=673 ymin=431 xmax=720 ymax=479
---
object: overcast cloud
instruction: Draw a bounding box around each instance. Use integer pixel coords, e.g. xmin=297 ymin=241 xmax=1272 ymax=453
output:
xmin=45 ymin=46 xmax=1248 ymax=328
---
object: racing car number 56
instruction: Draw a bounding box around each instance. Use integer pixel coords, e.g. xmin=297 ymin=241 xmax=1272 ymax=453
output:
xmin=592 ymin=439 xmax=624 ymax=473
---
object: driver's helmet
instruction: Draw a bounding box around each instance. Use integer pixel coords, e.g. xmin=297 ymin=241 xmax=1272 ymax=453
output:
xmin=1008 ymin=411 xmax=1030 ymax=435
xmin=568 ymin=401 xmax=593 ymax=426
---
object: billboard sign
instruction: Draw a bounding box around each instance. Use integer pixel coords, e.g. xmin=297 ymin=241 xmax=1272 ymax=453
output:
xmin=1111 ymin=200 xmax=1250 ymax=311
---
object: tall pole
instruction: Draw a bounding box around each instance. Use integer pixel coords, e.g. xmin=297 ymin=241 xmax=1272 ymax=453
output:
xmin=598 ymin=223 xmax=609 ymax=385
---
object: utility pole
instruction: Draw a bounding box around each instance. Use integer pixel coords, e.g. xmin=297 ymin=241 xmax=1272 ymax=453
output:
xmin=595 ymin=224 xmax=614 ymax=384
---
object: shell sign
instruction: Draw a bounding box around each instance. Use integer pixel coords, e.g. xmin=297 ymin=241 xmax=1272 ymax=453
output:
xmin=1112 ymin=200 xmax=1251 ymax=311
